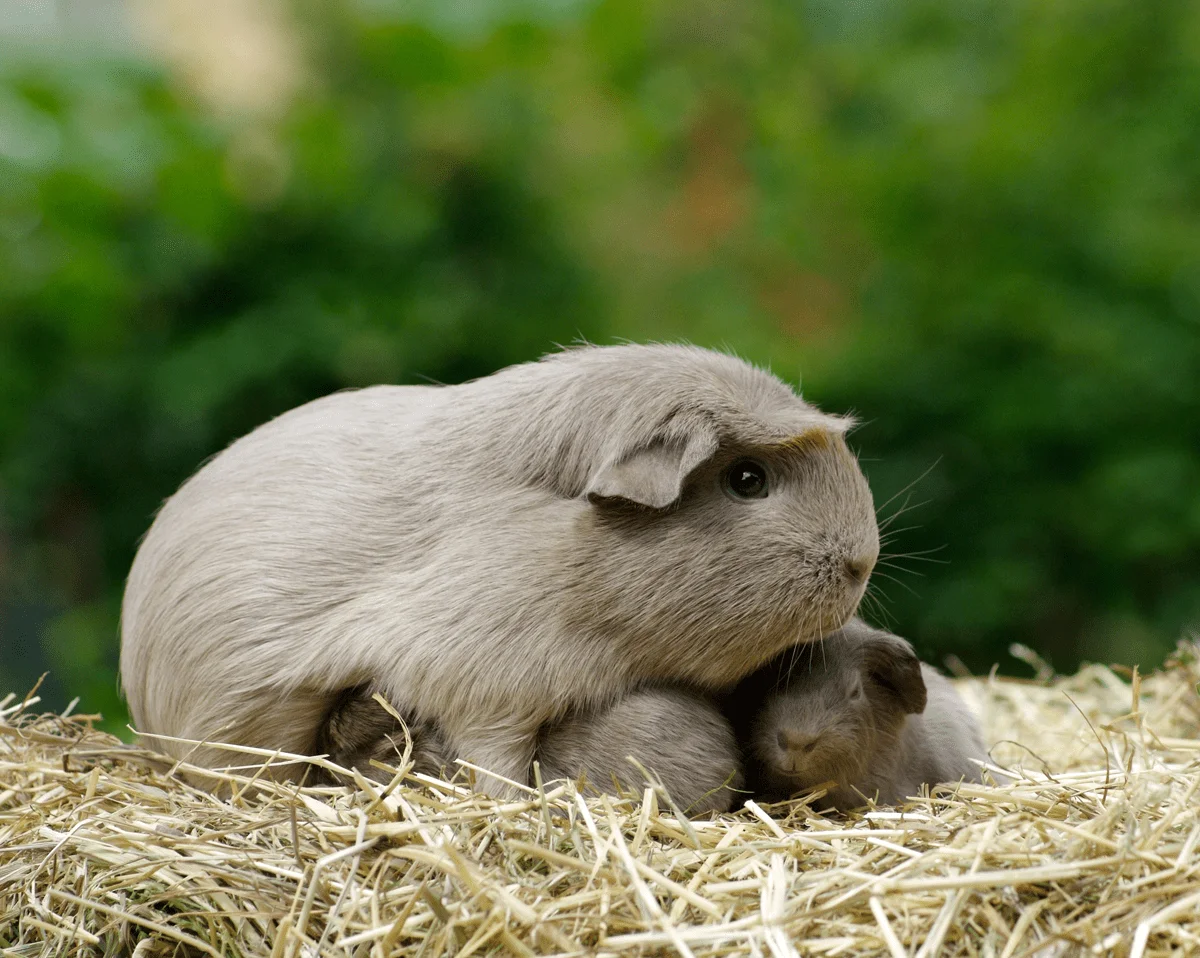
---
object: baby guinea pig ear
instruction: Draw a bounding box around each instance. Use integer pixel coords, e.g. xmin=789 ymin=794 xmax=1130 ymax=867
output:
xmin=585 ymin=417 xmax=719 ymax=510
xmin=862 ymin=629 xmax=928 ymax=715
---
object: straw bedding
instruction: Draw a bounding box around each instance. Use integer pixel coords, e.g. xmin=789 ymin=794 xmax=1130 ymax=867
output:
xmin=2 ymin=643 xmax=1198 ymax=958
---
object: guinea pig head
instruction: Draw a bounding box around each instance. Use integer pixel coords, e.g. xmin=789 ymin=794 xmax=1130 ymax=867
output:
xmin=753 ymin=647 xmax=877 ymax=796
xmin=753 ymin=627 xmax=926 ymax=801
xmin=569 ymin=349 xmax=879 ymax=688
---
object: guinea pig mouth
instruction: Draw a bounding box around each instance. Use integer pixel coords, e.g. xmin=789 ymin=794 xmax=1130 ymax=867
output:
xmin=806 ymin=596 xmax=863 ymax=639
xmin=784 ymin=596 xmax=858 ymax=645
xmin=777 ymin=749 xmax=843 ymax=784
xmin=798 ymin=567 xmax=869 ymax=620
xmin=779 ymin=765 xmax=841 ymax=794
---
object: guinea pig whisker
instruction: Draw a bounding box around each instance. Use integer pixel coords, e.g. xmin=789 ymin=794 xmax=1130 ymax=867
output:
xmin=877 ymin=497 xmax=932 ymax=534
xmin=880 ymin=544 xmax=949 ymax=559
xmin=869 ymin=570 xmax=921 ymax=599
xmin=875 ymin=560 xmax=927 ymax=577
xmin=866 ymin=581 xmax=896 ymax=611
xmin=879 ymin=524 xmax=924 ymax=544
xmin=792 ymin=643 xmax=807 ymax=686
xmin=788 ymin=610 xmax=818 ymax=685
xmin=878 ymin=550 xmax=949 ymax=568
xmin=783 ymin=641 xmax=800 ymax=688
xmin=859 ymin=591 xmax=881 ymax=619
xmin=803 ymin=627 xmax=819 ymax=669
xmin=858 ymin=590 xmax=897 ymax=631
xmin=873 ymin=457 xmax=942 ymax=518
xmin=773 ymin=647 xmax=791 ymax=689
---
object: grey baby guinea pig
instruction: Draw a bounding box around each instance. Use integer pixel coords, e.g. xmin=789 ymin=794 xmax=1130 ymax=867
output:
xmin=319 ymin=685 xmax=744 ymax=814
xmin=119 ymin=344 xmax=879 ymax=795
xmin=740 ymin=620 xmax=988 ymax=811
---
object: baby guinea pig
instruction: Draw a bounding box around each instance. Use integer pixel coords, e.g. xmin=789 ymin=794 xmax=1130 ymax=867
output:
xmin=738 ymin=619 xmax=988 ymax=811
xmin=539 ymin=687 xmax=745 ymax=814
xmin=318 ymin=684 xmax=744 ymax=815
xmin=120 ymin=344 xmax=878 ymax=797
xmin=314 ymin=685 xmax=452 ymax=782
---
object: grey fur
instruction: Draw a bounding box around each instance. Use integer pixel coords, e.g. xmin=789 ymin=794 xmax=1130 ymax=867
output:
xmin=119 ymin=344 xmax=878 ymax=794
xmin=536 ymin=687 xmax=744 ymax=814
xmin=320 ymin=685 xmax=744 ymax=814
xmin=738 ymin=620 xmax=987 ymax=811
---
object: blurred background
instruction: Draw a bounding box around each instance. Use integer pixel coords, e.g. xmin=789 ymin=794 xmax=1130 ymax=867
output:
xmin=1 ymin=0 xmax=1197 ymax=732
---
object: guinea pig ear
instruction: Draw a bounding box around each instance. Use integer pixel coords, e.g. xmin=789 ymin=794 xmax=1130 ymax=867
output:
xmin=585 ymin=421 xmax=719 ymax=510
xmin=862 ymin=630 xmax=928 ymax=715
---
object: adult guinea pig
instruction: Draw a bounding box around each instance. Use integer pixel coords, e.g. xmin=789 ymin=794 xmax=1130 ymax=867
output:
xmin=119 ymin=344 xmax=879 ymax=794
xmin=733 ymin=619 xmax=988 ymax=811
xmin=319 ymin=684 xmax=744 ymax=815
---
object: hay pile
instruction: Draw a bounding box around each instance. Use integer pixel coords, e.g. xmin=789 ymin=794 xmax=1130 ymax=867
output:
xmin=2 ymin=644 xmax=1198 ymax=958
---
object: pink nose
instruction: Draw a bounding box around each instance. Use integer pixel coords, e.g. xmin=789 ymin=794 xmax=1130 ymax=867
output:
xmin=777 ymin=729 xmax=818 ymax=754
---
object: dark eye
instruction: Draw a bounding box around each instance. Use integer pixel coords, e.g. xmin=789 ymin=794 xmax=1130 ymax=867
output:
xmin=723 ymin=458 xmax=769 ymax=500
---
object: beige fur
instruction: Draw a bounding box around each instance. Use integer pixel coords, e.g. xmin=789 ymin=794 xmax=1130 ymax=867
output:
xmin=734 ymin=619 xmax=988 ymax=811
xmin=120 ymin=344 xmax=878 ymax=795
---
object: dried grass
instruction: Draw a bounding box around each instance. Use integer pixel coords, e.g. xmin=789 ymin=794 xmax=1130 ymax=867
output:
xmin=2 ymin=643 xmax=1198 ymax=957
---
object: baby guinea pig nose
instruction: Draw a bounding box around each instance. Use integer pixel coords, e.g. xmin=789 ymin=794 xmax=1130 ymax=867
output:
xmin=776 ymin=728 xmax=819 ymax=753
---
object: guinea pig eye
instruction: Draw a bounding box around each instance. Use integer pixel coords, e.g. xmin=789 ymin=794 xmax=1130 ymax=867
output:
xmin=723 ymin=458 xmax=769 ymax=501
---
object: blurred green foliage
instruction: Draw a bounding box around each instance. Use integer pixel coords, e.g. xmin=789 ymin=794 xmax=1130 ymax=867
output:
xmin=1 ymin=0 xmax=1197 ymax=731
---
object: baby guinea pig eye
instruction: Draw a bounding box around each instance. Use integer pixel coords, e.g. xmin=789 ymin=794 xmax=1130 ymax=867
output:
xmin=723 ymin=458 xmax=769 ymax=501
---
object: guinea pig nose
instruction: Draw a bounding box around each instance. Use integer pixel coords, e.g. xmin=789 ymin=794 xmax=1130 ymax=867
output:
xmin=843 ymin=555 xmax=875 ymax=584
xmin=777 ymin=729 xmax=817 ymax=754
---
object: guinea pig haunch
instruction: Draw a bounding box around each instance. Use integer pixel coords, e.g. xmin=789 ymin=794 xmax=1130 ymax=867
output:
xmin=119 ymin=344 xmax=879 ymax=795
xmin=735 ymin=620 xmax=987 ymax=811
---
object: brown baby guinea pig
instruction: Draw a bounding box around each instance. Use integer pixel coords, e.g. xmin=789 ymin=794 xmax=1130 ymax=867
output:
xmin=732 ymin=619 xmax=988 ymax=812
